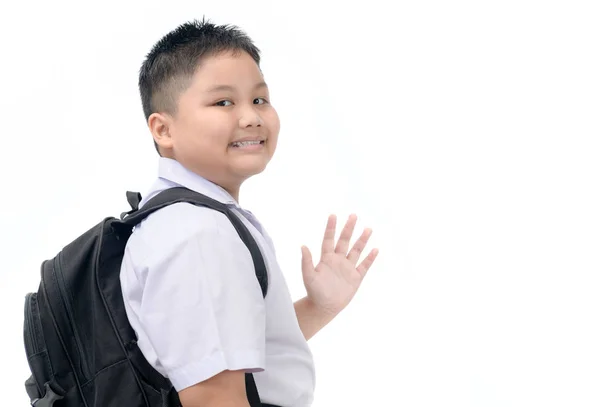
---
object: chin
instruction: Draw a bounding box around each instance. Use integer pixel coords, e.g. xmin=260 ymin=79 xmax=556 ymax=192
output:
xmin=235 ymin=160 xmax=270 ymax=180
xmin=243 ymin=163 xmax=269 ymax=177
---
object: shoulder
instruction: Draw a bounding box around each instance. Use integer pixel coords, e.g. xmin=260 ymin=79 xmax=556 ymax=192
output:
xmin=126 ymin=202 xmax=244 ymax=262
xmin=139 ymin=202 xmax=235 ymax=238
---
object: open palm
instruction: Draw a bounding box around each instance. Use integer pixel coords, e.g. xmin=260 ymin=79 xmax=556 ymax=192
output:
xmin=301 ymin=214 xmax=379 ymax=315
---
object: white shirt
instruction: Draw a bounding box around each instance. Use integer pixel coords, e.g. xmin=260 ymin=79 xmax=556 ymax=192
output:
xmin=120 ymin=158 xmax=315 ymax=406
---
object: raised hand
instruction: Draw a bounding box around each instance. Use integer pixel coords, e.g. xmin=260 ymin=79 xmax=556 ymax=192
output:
xmin=301 ymin=214 xmax=379 ymax=316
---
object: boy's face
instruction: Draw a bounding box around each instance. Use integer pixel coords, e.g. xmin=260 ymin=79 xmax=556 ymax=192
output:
xmin=153 ymin=51 xmax=279 ymax=195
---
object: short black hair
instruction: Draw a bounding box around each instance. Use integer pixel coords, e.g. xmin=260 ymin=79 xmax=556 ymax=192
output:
xmin=138 ymin=17 xmax=262 ymax=154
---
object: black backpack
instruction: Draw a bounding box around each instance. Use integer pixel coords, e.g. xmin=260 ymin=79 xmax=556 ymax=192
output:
xmin=23 ymin=187 xmax=273 ymax=407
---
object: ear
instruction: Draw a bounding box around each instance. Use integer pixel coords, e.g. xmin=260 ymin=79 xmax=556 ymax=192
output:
xmin=148 ymin=112 xmax=175 ymax=152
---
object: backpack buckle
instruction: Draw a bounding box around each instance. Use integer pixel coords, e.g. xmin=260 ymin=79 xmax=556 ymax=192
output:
xmin=31 ymin=382 xmax=63 ymax=407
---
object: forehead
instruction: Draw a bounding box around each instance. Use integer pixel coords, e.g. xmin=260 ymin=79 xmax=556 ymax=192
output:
xmin=191 ymin=51 xmax=264 ymax=90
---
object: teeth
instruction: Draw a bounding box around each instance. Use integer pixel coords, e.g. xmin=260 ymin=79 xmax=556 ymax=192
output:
xmin=232 ymin=140 xmax=263 ymax=147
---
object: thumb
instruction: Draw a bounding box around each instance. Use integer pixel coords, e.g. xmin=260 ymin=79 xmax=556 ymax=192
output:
xmin=301 ymin=245 xmax=315 ymax=277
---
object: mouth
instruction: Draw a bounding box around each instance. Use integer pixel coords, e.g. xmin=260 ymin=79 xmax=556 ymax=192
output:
xmin=229 ymin=140 xmax=265 ymax=148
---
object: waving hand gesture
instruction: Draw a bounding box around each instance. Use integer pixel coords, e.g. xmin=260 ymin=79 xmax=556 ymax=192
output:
xmin=301 ymin=214 xmax=379 ymax=316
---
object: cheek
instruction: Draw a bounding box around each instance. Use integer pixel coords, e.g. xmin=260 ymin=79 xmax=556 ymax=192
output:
xmin=268 ymin=124 xmax=280 ymax=154
xmin=267 ymin=109 xmax=281 ymax=137
xmin=201 ymin=113 xmax=235 ymax=142
xmin=178 ymin=113 xmax=231 ymax=147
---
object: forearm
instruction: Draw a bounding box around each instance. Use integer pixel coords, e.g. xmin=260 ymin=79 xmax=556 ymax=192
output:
xmin=178 ymin=370 xmax=250 ymax=407
xmin=181 ymin=398 xmax=249 ymax=407
xmin=294 ymin=296 xmax=338 ymax=341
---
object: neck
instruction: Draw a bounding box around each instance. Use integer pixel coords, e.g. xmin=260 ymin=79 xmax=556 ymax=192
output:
xmin=164 ymin=154 xmax=243 ymax=202
xmin=223 ymin=185 xmax=240 ymax=202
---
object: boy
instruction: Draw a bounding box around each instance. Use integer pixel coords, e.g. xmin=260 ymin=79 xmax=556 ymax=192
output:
xmin=120 ymin=18 xmax=379 ymax=407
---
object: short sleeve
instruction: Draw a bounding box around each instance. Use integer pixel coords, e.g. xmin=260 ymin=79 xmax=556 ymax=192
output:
xmin=133 ymin=203 xmax=266 ymax=391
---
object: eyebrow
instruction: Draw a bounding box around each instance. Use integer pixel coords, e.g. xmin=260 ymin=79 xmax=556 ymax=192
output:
xmin=206 ymin=81 xmax=268 ymax=93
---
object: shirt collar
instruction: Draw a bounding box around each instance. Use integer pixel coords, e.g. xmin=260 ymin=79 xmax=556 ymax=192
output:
xmin=157 ymin=157 xmax=239 ymax=207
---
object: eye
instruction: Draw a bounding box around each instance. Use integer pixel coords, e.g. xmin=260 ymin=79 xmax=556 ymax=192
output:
xmin=215 ymin=100 xmax=233 ymax=107
xmin=254 ymin=97 xmax=269 ymax=105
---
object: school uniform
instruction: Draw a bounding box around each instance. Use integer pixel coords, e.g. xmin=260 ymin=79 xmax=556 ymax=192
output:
xmin=119 ymin=157 xmax=315 ymax=406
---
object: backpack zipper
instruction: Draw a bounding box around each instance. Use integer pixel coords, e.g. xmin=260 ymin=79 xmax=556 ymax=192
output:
xmin=24 ymin=293 xmax=40 ymax=355
xmin=54 ymin=253 xmax=92 ymax=380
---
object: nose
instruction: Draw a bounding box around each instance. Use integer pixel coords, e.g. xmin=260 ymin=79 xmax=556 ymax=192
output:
xmin=238 ymin=104 xmax=264 ymax=128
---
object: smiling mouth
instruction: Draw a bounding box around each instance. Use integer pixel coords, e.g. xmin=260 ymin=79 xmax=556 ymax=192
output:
xmin=230 ymin=140 xmax=265 ymax=148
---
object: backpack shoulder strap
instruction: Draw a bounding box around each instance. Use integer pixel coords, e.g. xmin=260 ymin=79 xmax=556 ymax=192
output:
xmin=120 ymin=187 xmax=268 ymax=297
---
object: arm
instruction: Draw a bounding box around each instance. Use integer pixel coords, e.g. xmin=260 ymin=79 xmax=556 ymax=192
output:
xmin=294 ymin=296 xmax=338 ymax=341
xmin=178 ymin=370 xmax=250 ymax=407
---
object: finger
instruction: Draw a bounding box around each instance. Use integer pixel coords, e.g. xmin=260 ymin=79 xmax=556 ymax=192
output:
xmin=321 ymin=215 xmax=337 ymax=256
xmin=356 ymin=248 xmax=379 ymax=277
xmin=301 ymin=245 xmax=315 ymax=278
xmin=335 ymin=214 xmax=358 ymax=255
xmin=347 ymin=227 xmax=373 ymax=265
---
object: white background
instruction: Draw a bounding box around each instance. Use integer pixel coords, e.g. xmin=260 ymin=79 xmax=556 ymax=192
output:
xmin=1 ymin=1 xmax=599 ymax=406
